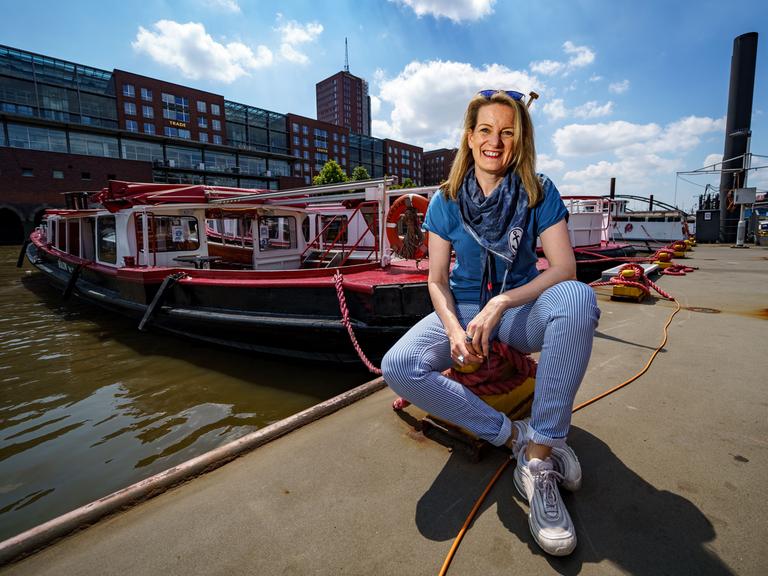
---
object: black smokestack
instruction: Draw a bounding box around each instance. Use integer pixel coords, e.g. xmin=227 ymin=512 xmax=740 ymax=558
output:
xmin=719 ymin=32 xmax=758 ymax=242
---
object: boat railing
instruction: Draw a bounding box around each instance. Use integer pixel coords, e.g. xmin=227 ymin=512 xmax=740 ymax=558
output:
xmin=301 ymin=200 xmax=380 ymax=267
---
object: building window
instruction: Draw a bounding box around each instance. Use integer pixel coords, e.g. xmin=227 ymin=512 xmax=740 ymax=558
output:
xmin=302 ymin=137 xmax=309 ymax=147
xmin=293 ymin=135 xmax=300 ymax=146
xmin=52 ymin=169 xmax=64 ymax=179
xmin=302 ymin=125 xmax=308 ymax=135
xmin=143 ymin=123 xmax=156 ymax=135
xmin=211 ymin=103 xmax=221 ymax=116
xmin=22 ymin=168 xmax=34 ymax=177
xmin=197 ymin=101 xmax=207 ymax=113
xmin=199 ymin=132 xmax=208 ymax=143
xmin=126 ymin=120 xmax=138 ymax=132
xmin=198 ymin=117 xmax=208 ymax=128
xmin=142 ymin=105 xmax=154 ymax=118
xmin=161 ymin=93 xmax=190 ymax=122
xmin=124 ymin=102 xmax=136 ymax=116
xmin=178 ymin=129 xmax=191 ymax=139
xmin=292 ymin=122 xmax=299 ymax=133
xmin=123 ymin=84 xmax=135 ymax=97
xmin=213 ymin=134 xmax=222 ymax=145
xmin=212 ymin=119 xmax=221 ymax=131
xmin=303 ymin=150 xmax=309 ymax=159
xmin=141 ymin=87 xmax=153 ymax=101
xmin=81 ymin=172 xmax=91 ymax=180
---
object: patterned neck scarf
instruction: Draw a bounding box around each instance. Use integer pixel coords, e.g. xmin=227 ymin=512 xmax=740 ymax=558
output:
xmin=457 ymin=166 xmax=529 ymax=308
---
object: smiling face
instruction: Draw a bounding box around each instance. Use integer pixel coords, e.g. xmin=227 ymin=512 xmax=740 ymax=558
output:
xmin=467 ymin=103 xmax=518 ymax=193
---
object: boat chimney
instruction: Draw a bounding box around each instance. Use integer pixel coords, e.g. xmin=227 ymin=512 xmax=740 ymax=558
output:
xmin=719 ymin=32 xmax=758 ymax=243
xmin=649 ymin=195 xmax=654 ymax=211
xmin=609 ymin=177 xmax=616 ymax=199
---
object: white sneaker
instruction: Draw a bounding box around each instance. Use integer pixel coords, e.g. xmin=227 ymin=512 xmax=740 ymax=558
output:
xmin=513 ymin=457 xmax=577 ymax=556
xmin=508 ymin=420 xmax=582 ymax=491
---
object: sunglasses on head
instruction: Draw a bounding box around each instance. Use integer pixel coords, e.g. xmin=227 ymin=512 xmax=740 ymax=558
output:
xmin=478 ymin=89 xmax=525 ymax=101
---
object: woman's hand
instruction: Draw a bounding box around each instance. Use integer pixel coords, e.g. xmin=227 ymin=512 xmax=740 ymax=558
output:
xmin=448 ymin=327 xmax=484 ymax=366
xmin=465 ymin=296 xmax=508 ymax=358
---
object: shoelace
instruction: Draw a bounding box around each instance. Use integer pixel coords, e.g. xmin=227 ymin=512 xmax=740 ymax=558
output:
xmin=535 ymin=468 xmax=565 ymax=519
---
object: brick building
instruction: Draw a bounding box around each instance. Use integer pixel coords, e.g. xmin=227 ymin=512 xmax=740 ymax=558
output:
xmin=316 ymin=71 xmax=371 ymax=136
xmin=423 ymin=148 xmax=457 ymax=185
xmin=287 ymin=113 xmax=350 ymax=184
xmin=384 ymin=138 xmax=423 ymax=186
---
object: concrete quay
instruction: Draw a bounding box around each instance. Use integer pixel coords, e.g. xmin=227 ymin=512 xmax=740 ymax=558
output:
xmin=2 ymin=243 xmax=767 ymax=575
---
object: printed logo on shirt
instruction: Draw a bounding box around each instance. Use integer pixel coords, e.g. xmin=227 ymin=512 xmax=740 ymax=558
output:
xmin=508 ymin=227 xmax=524 ymax=255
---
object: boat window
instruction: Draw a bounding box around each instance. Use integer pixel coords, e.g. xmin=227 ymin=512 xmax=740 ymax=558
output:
xmin=48 ymin=218 xmax=57 ymax=245
xmin=97 ymin=215 xmax=117 ymax=264
xmin=318 ymin=215 xmax=348 ymax=244
xmin=136 ymin=215 xmax=200 ymax=252
xmin=258 ymin=216 xmax=296 ymax=251
xmin=67 ymin=220 xmax=80 ymax=257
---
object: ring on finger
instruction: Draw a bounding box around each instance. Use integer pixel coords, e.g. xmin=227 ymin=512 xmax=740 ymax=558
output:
xmin=464 ymin=333 xmax=473 ymax=344
xmin=457 ymin=354 xmax=465 ymax=364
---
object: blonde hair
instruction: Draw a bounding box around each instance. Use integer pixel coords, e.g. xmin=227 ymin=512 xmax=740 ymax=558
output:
xmin=443 ymin=91 xmax=542 ymax=206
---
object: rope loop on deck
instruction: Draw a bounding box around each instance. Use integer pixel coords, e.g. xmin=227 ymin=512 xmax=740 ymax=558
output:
xmin=446 ymin=341 xmax=537 ymax=396
xmin=333 ymin=271 xmax=382 ymax=375
xmin=589 ymin=263 xmax=674 ymax=300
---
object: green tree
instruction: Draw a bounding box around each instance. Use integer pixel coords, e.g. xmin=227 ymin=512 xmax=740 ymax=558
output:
xmin=313 ymin=160 xmax=348 ymax=185
xmin=351 ymin=165 xmax=370 ymax=181
xmin=401 ymin=178 xmax=415 ymax=189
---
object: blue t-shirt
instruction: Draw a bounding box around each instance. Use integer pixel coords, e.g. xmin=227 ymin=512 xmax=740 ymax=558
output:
xmin=423 ymin=174 xmax=568 ymax=303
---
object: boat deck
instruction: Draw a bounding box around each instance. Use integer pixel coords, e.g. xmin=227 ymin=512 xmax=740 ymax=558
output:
xmin=2 ymin=244 xmax=766 ymax=575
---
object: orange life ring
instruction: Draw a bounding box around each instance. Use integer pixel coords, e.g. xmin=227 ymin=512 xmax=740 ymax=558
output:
xmin=386 ymin=194 xmax=429 ymax=259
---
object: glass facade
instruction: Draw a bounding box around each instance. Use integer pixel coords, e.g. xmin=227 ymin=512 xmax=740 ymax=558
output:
xmin=224 ymin=101 xmax=288 ymax=155
xmin=122 ymin=139 xmax=163 ymax=163
xmin=166 ymin=145 xmax=203 ymax=169
xmin=0 ymin=46 xmax=117 ymax=129
xmin=349 ymin=133 xmax=384 ymax=178
xmin=7 ymin=123 xmax=67 ymax=152
xmin=69 ymin=132 xmax=119 ymax=158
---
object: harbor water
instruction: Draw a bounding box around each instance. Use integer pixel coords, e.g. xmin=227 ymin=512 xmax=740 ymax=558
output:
xmin=0 ymin=245 xmax=369 ymax=542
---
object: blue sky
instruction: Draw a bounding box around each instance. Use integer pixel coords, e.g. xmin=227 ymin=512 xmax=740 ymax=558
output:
xmin=1 ymin=0 xmax=766 ymax=210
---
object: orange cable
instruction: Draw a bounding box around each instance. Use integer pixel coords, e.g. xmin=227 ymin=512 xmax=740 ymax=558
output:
xmin=437 ymin=297 xmax=682 ymax=575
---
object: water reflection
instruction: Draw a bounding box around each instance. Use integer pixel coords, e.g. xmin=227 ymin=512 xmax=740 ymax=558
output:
xmin=0 ymin=246 xmax=369 ymax=541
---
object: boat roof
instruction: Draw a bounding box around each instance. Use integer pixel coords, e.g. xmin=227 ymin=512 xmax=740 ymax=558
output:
xmin=93 ymin=181 xmax=273 ymax=213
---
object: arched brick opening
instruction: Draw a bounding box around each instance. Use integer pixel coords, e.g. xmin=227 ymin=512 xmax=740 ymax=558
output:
xmin=0 ymin=207 xmax=25 ymax=245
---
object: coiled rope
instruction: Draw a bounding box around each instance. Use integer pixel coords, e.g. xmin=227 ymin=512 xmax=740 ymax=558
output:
xmin=588 ymin=263 xmax=673 ymax=299
xmin=333 ymin=271 xmax=382 ymax=375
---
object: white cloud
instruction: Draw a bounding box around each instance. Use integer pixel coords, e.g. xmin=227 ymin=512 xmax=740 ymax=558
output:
xmin=543 ymin=98 xmax=567 ymax=121
xmin=373 ymin=59 xmax=538 ymax=149
xmin=389 ymin=0 xmax=496 ymax=22
xmin=275 ymin=19 xmax=323 ymax=65
xmin=531 ymin=41 xmax=595 ymax=76
xmin=609 ymin=79 xmax=630 ymax=94
xmin=537 ymin=153 xmax=565 ymax=173
xmin=370 ymin=95 xmax=382 ymax=116
xmin=554 ymin=116 xmax=725 ymax=197
xmin=553 ymin=121 xmax=662 ymax=156
xmin=542 ymin=98 xmax=612 ymax=121
xmin=530 ymin=60 xmax=564 ymax=76
xmin=589 ymin=74 xmax=603 ymax=82
xmin=573 ymin=100 xmax=614 ymax=119
xmin=562 ymin=41 xmax=595 ymax=68
xmin=703 ymin=153 xmax=723 ymax=169
xmin=132 ymin=20 xmax=272 ymax=83
xmin=202 ymin=0 xmax=241 ymax=13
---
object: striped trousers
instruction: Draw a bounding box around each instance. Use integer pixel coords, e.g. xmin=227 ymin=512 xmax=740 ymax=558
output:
xmin=381 ymin=280 xmax=600 ymax=447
